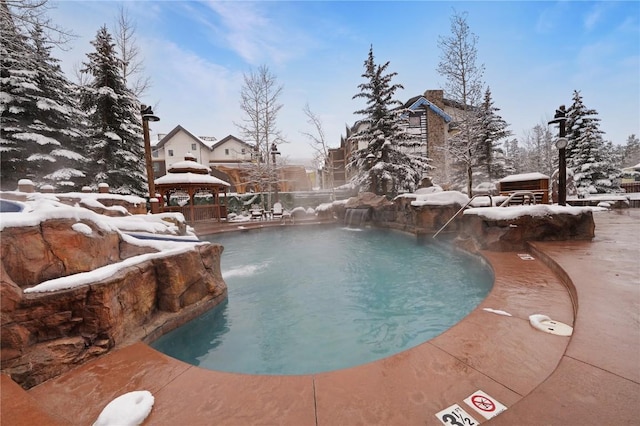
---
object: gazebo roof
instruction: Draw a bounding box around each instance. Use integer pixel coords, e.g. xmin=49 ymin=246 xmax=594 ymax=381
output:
xmin=168 ymin=159 xmax=211 ymax=174
xmin=155 ymin=172 xmax=230 ymax=187
xmin=155 ymin=154 xmax=230 ymax=189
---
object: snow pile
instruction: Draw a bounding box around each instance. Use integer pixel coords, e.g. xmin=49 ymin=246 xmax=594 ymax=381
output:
xmin=0 ymin=193 xmax=192 ymax=238
xmin=315 ymin=202 xmax=334 ymax=212
xmin=93 ymin=391 xmax=154 ymax=426
xmin=498 ymin=172 xmax=549 ymax=183
xmin=409 ymin=190 xmax=470 ymax=207
xmin=463 ymin=204 xmax=604 ymax=221
xmin=483 ymin=308 xmax=512 ymax=317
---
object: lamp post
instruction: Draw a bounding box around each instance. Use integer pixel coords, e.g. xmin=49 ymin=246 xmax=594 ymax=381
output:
xmin=548 ymin=105 xmax=567 ymax=206
xmin=141 ymin=105 xmax=160 ymax=205
xmin=270 ymin=142 xmax=281 ymax=202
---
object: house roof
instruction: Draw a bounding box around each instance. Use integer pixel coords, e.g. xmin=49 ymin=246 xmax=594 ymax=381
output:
xmin=402 ymin=96 xmax=452 ymax=123
xmin=211 ymin=135 xmax=254 ymax=151
xmin=152 ymin=125 xmax=216 ymax=150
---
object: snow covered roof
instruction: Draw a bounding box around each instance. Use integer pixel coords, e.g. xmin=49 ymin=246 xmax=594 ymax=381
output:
xmin=211 ymin=134 xmax=253 ymax=151
xmin=498 ymin=172 xmax=550 ymax=183
xmin=168 ymin=159 xmax=211 ymax=174
xmin=622 ymin=163 xmax=640 ymax=172
xmin=155 ymin=172 xmax=230 ymax=186
xmin=153 ymin=125 xmax=217 ymax=150
xmin=402 ymin=96 xmax=452 ymax=123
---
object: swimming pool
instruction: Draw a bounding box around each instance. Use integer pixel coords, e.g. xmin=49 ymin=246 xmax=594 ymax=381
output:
xmin=151 ymin=226 xmax=493 ymax=375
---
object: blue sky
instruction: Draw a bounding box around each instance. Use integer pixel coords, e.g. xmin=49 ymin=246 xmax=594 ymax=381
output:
xmin=49 ymin=1 xmax=639 ymax=163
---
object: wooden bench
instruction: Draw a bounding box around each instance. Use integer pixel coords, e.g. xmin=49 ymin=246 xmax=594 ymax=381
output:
xmin=498 ymin=173 xmax=550 ymax=205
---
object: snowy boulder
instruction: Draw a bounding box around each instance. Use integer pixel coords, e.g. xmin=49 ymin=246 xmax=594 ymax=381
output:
xmin=345 ymin=192 xmax=393 ymax=210
xmin=458 ymin=205 xmax=596 ymax=251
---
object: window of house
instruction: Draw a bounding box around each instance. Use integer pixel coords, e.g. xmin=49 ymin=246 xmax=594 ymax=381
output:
xmin=241 ymin=148 xmax=246 ymax=154
xmin=168 ymin=149 xmax=174 ymax=157
xmin=191 ymin=143 xmax=197 ymax=151
xmin=152 ymin=150 xmax=159 ymax=158
xmin=153 ymin=163 xmax=161 ymax=173
xmin=409 ymin=115 xmax=421 ymax=127
xmin=225 ymin=149 xmax=229 ymax=155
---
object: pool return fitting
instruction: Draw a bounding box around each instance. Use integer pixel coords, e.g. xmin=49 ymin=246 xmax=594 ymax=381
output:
xmin=529 ymin=314 xmax=573 ymax=336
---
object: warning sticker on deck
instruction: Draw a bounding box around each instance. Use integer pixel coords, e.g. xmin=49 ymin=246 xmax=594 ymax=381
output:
xmin=464 ymin=390 xmax=507 ymax=419
xmin=517 ymin=253 xmax=535 ymax=260
xmin=435 ymin=403 xmax=479 ymax=426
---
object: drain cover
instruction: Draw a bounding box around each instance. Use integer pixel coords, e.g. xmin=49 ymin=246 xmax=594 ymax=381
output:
xmin=529 ymin=314 xmax=573 ymax=336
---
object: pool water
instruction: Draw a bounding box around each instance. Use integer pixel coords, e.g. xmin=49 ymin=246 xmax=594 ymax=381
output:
xmin=151 ymin=226 xmax=493 ymax=375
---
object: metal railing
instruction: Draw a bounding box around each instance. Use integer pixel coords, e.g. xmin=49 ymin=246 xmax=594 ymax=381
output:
xmin=432 ymin=194 xmax=493 ymax=239
xmin=498 ymin=191 xmax=539 ymax=207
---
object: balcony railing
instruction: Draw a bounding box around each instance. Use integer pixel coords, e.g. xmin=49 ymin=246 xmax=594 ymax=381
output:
xmin=162 ymin=204 xmax=227 ymax=223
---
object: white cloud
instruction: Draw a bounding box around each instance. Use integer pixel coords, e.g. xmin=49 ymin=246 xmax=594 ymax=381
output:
xmin=202 ymin=2 xmax=308 ymax=66
xmin=583 ymin=3 xmax=607 ymax=32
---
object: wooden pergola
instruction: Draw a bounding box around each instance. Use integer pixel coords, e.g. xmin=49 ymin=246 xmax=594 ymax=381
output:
xmin=154 ymin=155 xmax=231 ymax=223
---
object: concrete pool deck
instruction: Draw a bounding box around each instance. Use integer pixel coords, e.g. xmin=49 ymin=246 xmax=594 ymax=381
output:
xmin=2 ymin=210 xmax=639 ymax=425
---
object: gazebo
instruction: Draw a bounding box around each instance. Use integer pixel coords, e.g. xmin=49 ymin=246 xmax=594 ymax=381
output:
xmin=155 ymin=154 xmax=230 ymax=223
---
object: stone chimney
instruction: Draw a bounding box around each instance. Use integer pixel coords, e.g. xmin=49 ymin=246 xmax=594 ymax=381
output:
xmin=423 ymin=89 xmax=447 ymax=185
xmin=424 ymin=90 xmax=444 ymax=108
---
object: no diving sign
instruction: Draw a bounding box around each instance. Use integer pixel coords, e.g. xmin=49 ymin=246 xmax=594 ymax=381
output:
xmin=463 ymin=390 xmax=507 ymax=419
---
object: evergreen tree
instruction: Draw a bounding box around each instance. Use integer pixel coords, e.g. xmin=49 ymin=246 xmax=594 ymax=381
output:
xmin=623 ymin=134 xmax=640 ymax=167
xmin=80 ymin=25 xmax=146 ymax=195
xmin=502 ymin=138 xmax=521 ymax=175
xmin=566 ymin=90 xmax=620 ymax=194
xmin=474 ymin=87 xmax=511 ymax=181
xmin=1 ymin=8 xmax=87 ymax=190
xmin=1 ymin=4 xmax=37 ymax=189
xmin=349 ymin=46 xmax=431 ymax=196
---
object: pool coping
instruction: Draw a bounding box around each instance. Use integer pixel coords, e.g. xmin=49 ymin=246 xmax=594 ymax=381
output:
xmin=3 ymin=210 xmax=639 ymax=425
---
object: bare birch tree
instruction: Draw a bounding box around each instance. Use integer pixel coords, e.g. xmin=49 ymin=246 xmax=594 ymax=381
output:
xmin=113 ymin=5 xmax=151 ymax=97
xmin=301 ymin=103 xmax=335 ymax=199
xmin=437 ymin=10 xmax=485 ymax=194
xmin=235 ymin=65 xmax=285 ymax=208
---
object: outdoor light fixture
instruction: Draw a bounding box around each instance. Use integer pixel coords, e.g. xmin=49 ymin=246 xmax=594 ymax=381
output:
xmin=548 ymin=105 xmax=567 ymax=206
xmin=141 ymin=104 xmax=160 ymax=204
xmin=555 ymin=137 xmax=568 ymax=149
xmin=270 ymin=142 xmax=281 ymax=202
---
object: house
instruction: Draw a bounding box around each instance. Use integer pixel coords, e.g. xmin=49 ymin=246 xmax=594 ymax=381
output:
xmin=323 ymin=90 xmax=463 ymax=189
xmin=151 ymin=126 xmax=255 ymax=192
xmin=152 ymin=126 xmax=254 ymax=175
xmin=152 ymin=125 xmax=311 ymax=194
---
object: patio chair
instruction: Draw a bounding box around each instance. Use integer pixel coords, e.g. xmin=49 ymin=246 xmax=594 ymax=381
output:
xmin=272 ymin=202 xmax=284 ymax=221
xmin=250 ymin=205 xmax=264 ymax=220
